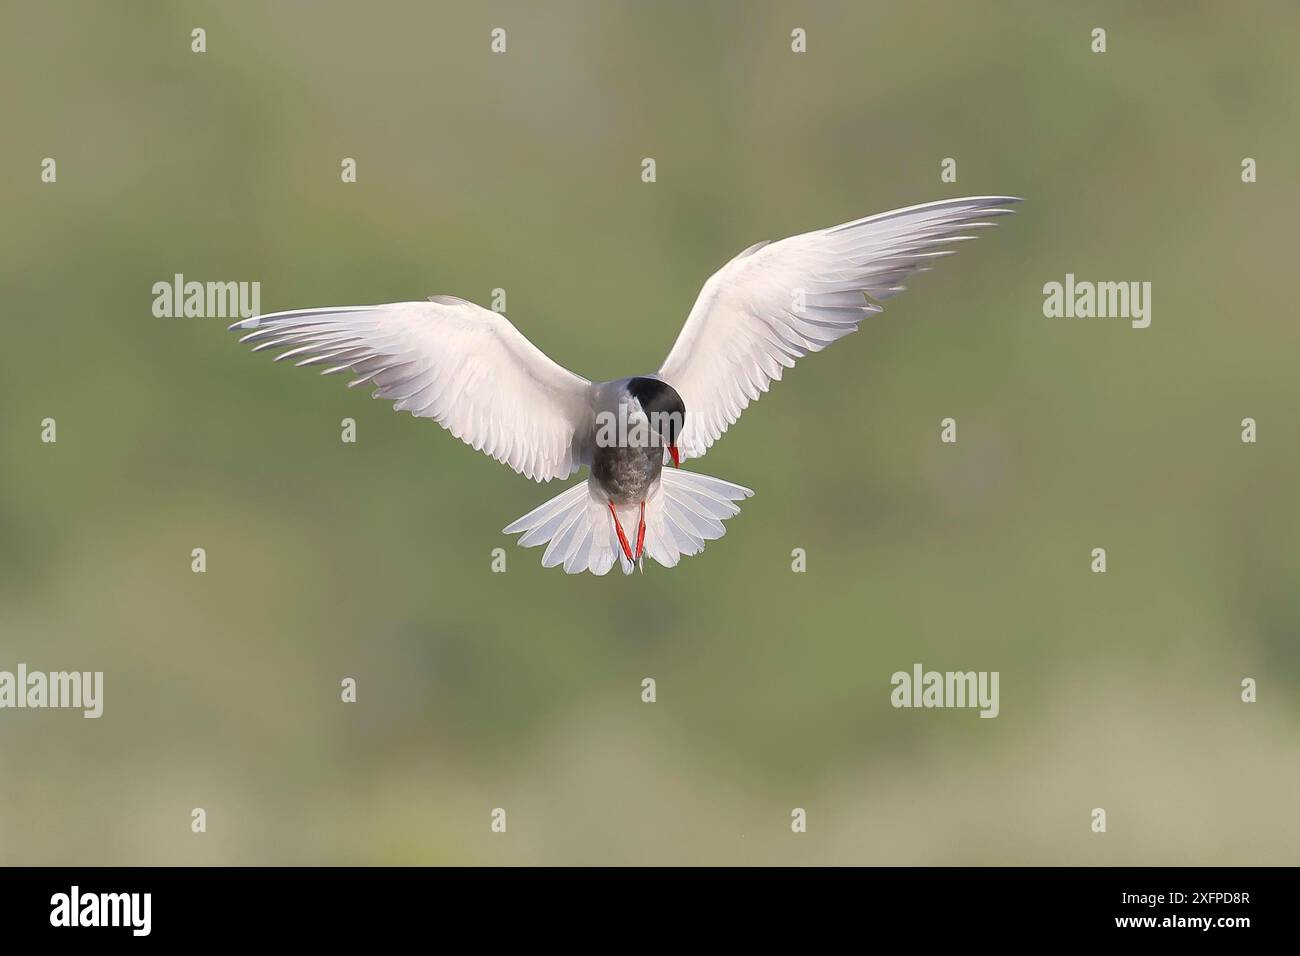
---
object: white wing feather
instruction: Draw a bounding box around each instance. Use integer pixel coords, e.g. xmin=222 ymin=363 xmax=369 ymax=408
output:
xmin=659 ymin=196 xmax=1020 ymax=459
xmin=230 ymin=298 xmax=591 ymax=481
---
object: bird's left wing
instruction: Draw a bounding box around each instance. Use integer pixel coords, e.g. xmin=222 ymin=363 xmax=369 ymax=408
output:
xmin=658 ymin=196 xmax=1020 ymax=460
xmin=230 ymin=297 xmax=591 ymax=481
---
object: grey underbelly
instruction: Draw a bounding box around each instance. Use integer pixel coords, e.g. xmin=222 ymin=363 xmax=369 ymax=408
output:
xmin=591 ymin=444 xmax=662 ymax=504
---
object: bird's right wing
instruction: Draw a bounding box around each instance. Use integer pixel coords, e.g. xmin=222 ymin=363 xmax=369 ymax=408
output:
xmin=658 ymin=196 xmax=1020 ymax=460
xmin=230 ymin=297 xmax=591 ymax=481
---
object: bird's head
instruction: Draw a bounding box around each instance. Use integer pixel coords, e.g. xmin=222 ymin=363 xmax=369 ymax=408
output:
xmin=627 ymin=376 xmax=685 ymax=467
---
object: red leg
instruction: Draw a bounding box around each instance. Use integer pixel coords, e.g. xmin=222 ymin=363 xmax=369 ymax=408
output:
xmin=609 ymin=501 xmax=634 ymax=562
xmin=635 ymin=501 xmax=646 ymax=560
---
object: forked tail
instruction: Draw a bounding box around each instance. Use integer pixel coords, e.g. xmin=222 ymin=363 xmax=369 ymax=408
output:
xmin=502 ymin=469 xmax=753 ymax=575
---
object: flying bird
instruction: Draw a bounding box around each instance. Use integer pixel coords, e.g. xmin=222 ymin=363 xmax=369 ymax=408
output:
xmin=230 ymin=196 xmax=1020 ymax=575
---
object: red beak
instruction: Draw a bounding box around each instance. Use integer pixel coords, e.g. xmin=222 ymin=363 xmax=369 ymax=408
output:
xmin=668 ymin=444 xmax=680 ymax=468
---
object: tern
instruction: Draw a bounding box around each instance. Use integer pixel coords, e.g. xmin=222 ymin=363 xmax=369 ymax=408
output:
xmin=230 ymin=196 xmax=1019 ymax=574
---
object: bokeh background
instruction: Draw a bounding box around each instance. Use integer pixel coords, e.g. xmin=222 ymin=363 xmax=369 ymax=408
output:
xmin=2 ymin=0 xmax=1298 ymax=865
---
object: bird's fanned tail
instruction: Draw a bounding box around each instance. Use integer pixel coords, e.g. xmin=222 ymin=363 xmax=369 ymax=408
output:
xmin=502 ymin=469 xmax=753 ymax=575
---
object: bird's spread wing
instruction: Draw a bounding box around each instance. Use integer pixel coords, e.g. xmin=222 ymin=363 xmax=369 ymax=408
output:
xmin=658 ymin=196 xmax=1020 ymax=460
xmin=230 ymin=297 xmax=591 ymax=481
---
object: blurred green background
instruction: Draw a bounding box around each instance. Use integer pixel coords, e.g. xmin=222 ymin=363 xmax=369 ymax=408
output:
xmin=2 ymin=0 xmax=1298 ymax=865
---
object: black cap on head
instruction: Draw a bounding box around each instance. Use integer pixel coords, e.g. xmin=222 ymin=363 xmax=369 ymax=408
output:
xmin=627 ymin=376 xmax=685 ymax=445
